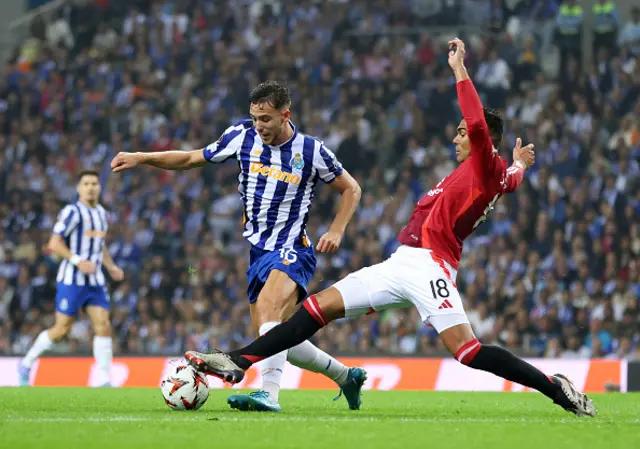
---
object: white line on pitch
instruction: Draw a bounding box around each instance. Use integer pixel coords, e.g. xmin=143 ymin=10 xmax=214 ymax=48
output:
xmin=1 ymin=416 xmax=638 ymax=424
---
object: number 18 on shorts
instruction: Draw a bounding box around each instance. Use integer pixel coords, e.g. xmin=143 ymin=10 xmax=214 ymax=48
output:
xmin=334 ymin=245 xmax=470 ymax=333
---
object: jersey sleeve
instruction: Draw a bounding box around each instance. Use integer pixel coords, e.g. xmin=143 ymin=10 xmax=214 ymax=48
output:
xmin=313 ymin=142 xmax=344 ymax=184
xmin=456 ymin=79 xmax=501 ymax=191
xmin=502 ymin=162 xmax=525 ymax=193
xmin=203 ymin=125 xmax=245 ymax=164
xmin=52 ymin=205 xmax=80 ymax=238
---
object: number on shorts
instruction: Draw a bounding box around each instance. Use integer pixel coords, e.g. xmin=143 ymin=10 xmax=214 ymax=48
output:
xmin=430 ymin=279 xmax=450 ymax=298
xmin=279 ymin=248 xmax=298 ymax=264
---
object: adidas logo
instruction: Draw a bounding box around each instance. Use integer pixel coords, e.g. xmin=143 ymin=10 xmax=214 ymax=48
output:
xmin=438 ymin=300 xmax=453 ymax=310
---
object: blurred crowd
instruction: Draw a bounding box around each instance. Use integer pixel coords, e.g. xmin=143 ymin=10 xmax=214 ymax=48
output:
xmin=0 ymin=0 xmax=639 ymax=360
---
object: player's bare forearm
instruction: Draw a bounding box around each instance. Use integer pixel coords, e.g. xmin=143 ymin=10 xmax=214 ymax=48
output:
xmin=47 ymin=234 xmax=74 ymax=261
xmin=138 ymin=150 xmax=206 ymax=170
xmin=102 ymin=247 xmax=116 ymax=271
xmin=452 ymin=65 xmax=470 ymax=83
xmin=328 ymin=172 xmax=362 ymax=234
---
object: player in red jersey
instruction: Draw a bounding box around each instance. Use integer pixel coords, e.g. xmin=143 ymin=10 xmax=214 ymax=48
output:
xmin=184 ymin=39 xmax=596 ymax=417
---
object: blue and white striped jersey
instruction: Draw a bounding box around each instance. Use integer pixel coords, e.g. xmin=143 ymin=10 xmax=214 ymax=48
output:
xmin=203 ymin=120 xmax=343 ymax=251
xmin=53 ymin=201 xmax=109 ymax=286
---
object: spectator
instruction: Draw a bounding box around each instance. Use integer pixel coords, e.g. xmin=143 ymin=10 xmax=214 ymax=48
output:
xmin=555 ymin=0 xmax=583 ymax=77
xmin=618 ymin=7 xmax=640 ymax=56
xmin=592 ymin=0 xmax=621 ymax=56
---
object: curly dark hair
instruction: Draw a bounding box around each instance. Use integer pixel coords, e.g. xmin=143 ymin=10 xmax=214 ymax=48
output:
xmin=483 ymin=107 xmax=504 ymax=148
xmin=249 ymin=80 xmax=292 ymax=110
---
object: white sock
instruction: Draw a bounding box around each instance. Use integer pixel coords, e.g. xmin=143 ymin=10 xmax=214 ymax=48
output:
xmin=287 ymin=340 xmax=350 ymax=386
xmin=93 ymin=336 xmax=113 ymax=386
xmin=258 ymin=322 xmax=286 ymax=401
xmin=22 ymin=330 xmax=54 ymax=368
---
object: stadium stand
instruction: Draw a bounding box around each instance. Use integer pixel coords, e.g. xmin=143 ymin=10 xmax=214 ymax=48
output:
xmin=0 ymin=0 xmax=638 ymax=360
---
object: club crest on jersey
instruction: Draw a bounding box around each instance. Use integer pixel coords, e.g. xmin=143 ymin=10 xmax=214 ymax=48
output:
xmin=291 ymin=153 xmax=304 ymax=171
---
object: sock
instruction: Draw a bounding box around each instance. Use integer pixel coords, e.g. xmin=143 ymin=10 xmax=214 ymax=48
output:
xmin=230 ymin=296 xmax=327 ymax=370
xmin=287 ymin=341 xmax=350 ymax=386
xmin=457 ymin=339 xmax=558 ymax=399
xmin=257 ymin=322 xmax=286 ymax=401
xmin=93 ymin=336 xmax=113 ymax=386
xmin=22 ymin=330 xmax=54 ymax=368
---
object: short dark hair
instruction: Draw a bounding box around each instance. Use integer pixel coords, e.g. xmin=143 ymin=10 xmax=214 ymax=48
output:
xmin=483 ymin=107 xmax=504 ymax=148
xmin=249 ymin=81 xmax=291 ymax=110
xmin=78 ymin=169 xmax=100 ymax=182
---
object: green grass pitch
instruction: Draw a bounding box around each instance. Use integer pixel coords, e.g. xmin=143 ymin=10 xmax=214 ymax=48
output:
xmin=0 ymin=388 xmax=638 ymax=449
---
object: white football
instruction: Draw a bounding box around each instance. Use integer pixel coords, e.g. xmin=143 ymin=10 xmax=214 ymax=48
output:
xmin=161 ymin=364 xmax=209 ymax=411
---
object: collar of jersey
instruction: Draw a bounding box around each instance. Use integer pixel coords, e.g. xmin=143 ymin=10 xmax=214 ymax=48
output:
xmin=76 ymin=200 xmax=98 ymax=210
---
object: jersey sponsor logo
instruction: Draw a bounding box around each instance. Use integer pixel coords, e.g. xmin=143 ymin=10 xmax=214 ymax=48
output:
xmin=84 ymin=230 xmax=107 ymax=238
xmin=290 ymin=152 xmax=305 ymax=171
xmin=251 ymin=148 xmax=263 ymax=156
xmin=427 ymin=188 xmax=443 ymax=197
xmin=250 ymin=162 xmax=301 ymax=185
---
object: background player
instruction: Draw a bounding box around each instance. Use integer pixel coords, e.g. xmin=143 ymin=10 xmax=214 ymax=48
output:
xmin=184 ymin=40 xmax=596 ymax=418
xmin=19 ymin=170 xmax=124 ymax=387
xmin=110 ymin=81 xmax=364 ymax=412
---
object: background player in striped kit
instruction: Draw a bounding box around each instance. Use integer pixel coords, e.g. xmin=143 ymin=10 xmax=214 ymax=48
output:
xmin=110 ymin=81 xmax=364 ymax=412
xmin=19 ymin=170 xmax=124 ymax=387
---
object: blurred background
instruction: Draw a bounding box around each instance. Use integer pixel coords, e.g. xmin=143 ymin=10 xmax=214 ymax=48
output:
xmin=0 ymin=0 xmax=638 ymax=361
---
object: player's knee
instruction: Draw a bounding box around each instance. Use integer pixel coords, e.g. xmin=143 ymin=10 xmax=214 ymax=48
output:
xmin=314 ymin=290 xmax=344 ymax=322
xmin=92 ymin=320 xmax=112 ymax=337
xmin=256 ymin=292 xmax=295 ymax=323
xmin=50 ymin=323 xmax=71 ymax=341
xmin=454 ymin=338 xmax=482 ymax=366
xmin=255 ymin=297 xmax=279 ymax=323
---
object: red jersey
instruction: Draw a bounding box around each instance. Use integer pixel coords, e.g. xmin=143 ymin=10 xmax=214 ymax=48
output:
xmin=397 ymin=79 xmax=525 ymax=270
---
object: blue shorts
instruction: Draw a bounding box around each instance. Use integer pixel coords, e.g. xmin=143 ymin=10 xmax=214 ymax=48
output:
xmin=55 ymin=283 xmax=110 ymax=316
xmin=247 ymin=244 xmax=317 ymax=304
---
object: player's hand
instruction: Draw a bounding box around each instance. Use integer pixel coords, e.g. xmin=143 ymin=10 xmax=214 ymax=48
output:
xmin=77 ymin=260 xmax=97 ymax=274
xmin=316 ymin=230 xmax=343 ymax=253
xmin=512 ymin=138 xmax=535 ymax=170
xmin=110 ymin=152 xmax=139 ymax=173
xmin=108 ymin=265 xmax=125 ymax=281
xmin=447 ymin=38 xmax=466 ymax=69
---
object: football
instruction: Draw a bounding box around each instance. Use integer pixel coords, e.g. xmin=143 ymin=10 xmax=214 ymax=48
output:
xmin=161 ymin=364 xmax=209 ymax=411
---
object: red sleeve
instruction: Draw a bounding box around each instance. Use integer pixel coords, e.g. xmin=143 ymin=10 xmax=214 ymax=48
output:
xmin=503 ymin=162 xmax=525 ymax=193
xmin=456 ymin=79 xmax=499 ymax=190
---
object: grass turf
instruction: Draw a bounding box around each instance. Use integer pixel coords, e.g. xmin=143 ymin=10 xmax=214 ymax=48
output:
xmin=0 ymin=388 xmax=638 ymax=449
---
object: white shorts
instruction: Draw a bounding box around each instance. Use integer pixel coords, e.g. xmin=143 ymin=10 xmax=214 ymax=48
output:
xmin=334 ymin=245 xmax=469 ymax=333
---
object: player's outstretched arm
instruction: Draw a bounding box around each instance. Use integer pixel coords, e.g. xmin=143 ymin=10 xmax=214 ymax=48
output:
xmin=110 ymin=149 xmax=207 ymax=173
xmin=48 ymin=234 xmax=96 ymax=274
xmin=448 ymin=38 xmax=498 ymax=187
xmin=317 ymin=170 xmax=362 ymax=253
